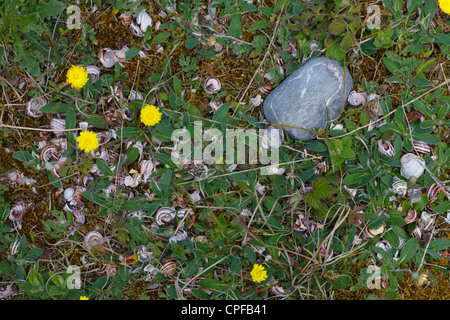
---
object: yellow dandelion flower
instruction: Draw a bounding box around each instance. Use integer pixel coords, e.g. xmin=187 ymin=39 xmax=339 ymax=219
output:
xmin=77 ymin=131 xmax=99 ymax=153
xmin=439 ymin=0 xmax=450 ymax=14
xmin=140 ymin=104 xmax=162 ymax=126
xmin=66 ymin=65 xmax=89 ymax=89
xmin=79 ymin=296 xmax=89 ymax=300
xmin=413 ymin=272 xmax=429 ymax=286
xmin=250 ymin=264 xmax=268 ymax=283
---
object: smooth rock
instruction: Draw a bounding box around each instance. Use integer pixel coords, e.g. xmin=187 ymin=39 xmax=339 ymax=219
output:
xmin=263 ymin=56 xmax=353 ymax=141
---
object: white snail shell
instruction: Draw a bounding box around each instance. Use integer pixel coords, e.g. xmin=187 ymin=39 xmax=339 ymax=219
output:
xmin=203 ymin=77 xmax=221 ymax=95
xmin=347 ymin=90 xmax=368 ymax=106
xmin=83 ymin=231 xmax=104 ymax=250
xmin=418 ymin=211 xmax=434 ymax=231
xmin=135 ymin=10 xmax=152 ymax=34
xmin=400 ymin=153 xmax=425 ymax=179
xmin=26 ymin=96 xmax=48 ymax=118
xmin=377 ymin=140 xmax=395 ymax=157
xmin=392 ymin=177 xmax=407 ymax=196
xmin=72 ymin=211 xmax=85 ymax=224
xmin=98 ymin=48 xmax=119 ymax=68
xmin=85 ymin=65 xmax=100 ymax=83
xmin=412 ymin=140 xmax=432 ymax=155
xmin=136 ymin=245 xmax=154 ymax=262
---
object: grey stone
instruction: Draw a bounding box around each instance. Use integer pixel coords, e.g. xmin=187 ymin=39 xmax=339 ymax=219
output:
xmin=263 ymin=56 xmax=353 ymax=141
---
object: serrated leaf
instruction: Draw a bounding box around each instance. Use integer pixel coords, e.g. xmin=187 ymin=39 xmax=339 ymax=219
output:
xmin=329 ymin=18 xmax=347 ymax=36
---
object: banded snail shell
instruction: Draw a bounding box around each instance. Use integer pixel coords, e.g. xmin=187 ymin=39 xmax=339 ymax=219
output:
xmin=377 ymin=140 xmax=395 ymax=157
xmin=347 ymin=90 xmax=368 ymax=106
xmin=83 ymin=231 xmax=104 ymax=250
xmin=404 ymin=208 xmax=417 ymax=224
xmin=203 ymin=77 xmax=221 ymax=95
xmin=259 ymin=84 xmax=272 ymax=95
xmin=85 ymin=65 xmax=100 ymax=83
xmin=136 ymin=245 xmax=154 ymax=262
xmin=40 ymin=144 xmax=60 ymax=162
xmin=160 ymin=260 xmax=177 ymax=277
xmin=155 ymin=206 xmax=176 ymax=225
xmin=9 ymin=199 xmax=25 ymax=222
xmin=411 ymin=225 xmax=422 ymax=239
xmin=400 ymin=153 xmax=425 ymax=179
xmin=425 ymin=183 xmax=443 ymax=203
xmin=413 ymin=140 xmax=432 ymax=155
xmin=392 ymin=177 xmax=407 ymax=196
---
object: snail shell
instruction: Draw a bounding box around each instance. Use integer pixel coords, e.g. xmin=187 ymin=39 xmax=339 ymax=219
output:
xmin=118 ymin=12 xmax=132 ymax=25
xmin=377 ymin=140 xmax=395 ymax=157
xmin=135 ymin=10 xmax=152 ymax=34
xmin=72 ymin=211 xmax=85 ymax=224
xmin=9 ymin=199 xmax=25 ymax=222
xmin=0 ymin=285 xmax=13 ymax=299
xmin=412 ymin=140 xmax=432 ymax=155
xmin=261 ymin=126 xmax=284 ymax=149
xmin=136 ymin=245 xmax=154 ymax=262
xmin=155 ymin=206 xmax=176 ymax=225
xmin=26 ymin=96 xmax=48 ymax=118
xmin=160 ymin=260 xmax=177 ymax=277
xmin=203 ymin=77 xmax=221 ymax=95
xmin=314 ymin=161 xmax=329 ymax=175
xmin=159 ymin=10 xmax=167 ymax=18
xmin=347 ymin=90 xmax=368 ymax=106
xmin=139 ymin=159 xmax=156 ymax=183
xmin=392 ymin=177 xmax=407 ymax=196
xmin=293 ymin=212 xmax=308 ymax=232
xmin=418 ymin=211 xmax=434 ymax=231
xmin=259 ymin=84 xmax=272 ymax=95
xmin=404 ymin=208 xmax=417 ymax=224
xmin=98 ymin=48 xmax=119 ymax=68
xmin=85 ymin=65 xmax=100 ymax=83
xmin=208 ymin=100 xmax=223 ymax=112
xmin=375 ymin=240 xmax=392 ymax=259
xmin=365 ymin=224 xmax=385 ymax=238
xmin=50 ymin=118 xmax=65 ymax=136
xmin=83 ymin=231 xmax=104 ymax=250
xmin=411 ymin=225 xmax=422 ymax=239
xmin=64 ymin=187 xmax=75 ymax=202
xmin=270 ymin=285 xmax=288 ymax=297
xmin=40 ymin=144 xmax=60 ymax=162
xmin=128 ymin=90 xmax=143 ymax=101
xmin=169 ymin=229 xmax=188 ymax=243
xmin=400 ymin=153 xmax=425 ymax=179
xmin=425 ymin=183 xmax=443 ymax=203
xmin=264 ymin=164 xmax=285 ymax=175
xmin=194 ymin=235 xmax=208 ymax=243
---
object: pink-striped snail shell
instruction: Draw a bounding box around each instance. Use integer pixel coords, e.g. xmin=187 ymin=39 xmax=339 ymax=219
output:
xmin=347 ymin=90 xmax=368 ymax=106
xmin=400 ymin=153 xmax=425 ymax=179
xmin=83 ymin=231 xmax=104 ymax=250
xmin=72 ymin=211 xmax=85 ymax=225
xmin=377 ymin=140 xmax=395 ymax=157
xmin=404 ymin=208 xmax=417 ymax=224
xmin=203 ymin=77 xmax=221 ymax=95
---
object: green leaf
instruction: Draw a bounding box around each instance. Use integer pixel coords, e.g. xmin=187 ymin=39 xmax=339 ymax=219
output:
xmin=96 ymin=159 xmax=114 ymax=176
xmin=125 ymin=47 xmax=141 ymax=60
xmin=228 ymin=15 xmax=241 ymax=38
xmin=248 ymin=20 xmax=270 ymax=30
xmin=433 ymin=201 xmax=450 ymax=213
xmin=12 ymin=150 xmax=34 ymax=163
xmin=238 ymin=2 xmax=257 ymax=12
xmin=211 ymin=103 xmax=229 ymax=122
xmin=407 ymin=0 xmax=423 ymax=14
xmin=329 ymin=18 xmax=347 ymax=36
xmin=398 ymin=238 xmax=418 ymax=265
xmin=184 ymin=35 xmax=198 ymax=49
xmin=39 ymin=0 xmax=65 ymax=19
xmin=151 ymin=31 xmax=170 ymax=44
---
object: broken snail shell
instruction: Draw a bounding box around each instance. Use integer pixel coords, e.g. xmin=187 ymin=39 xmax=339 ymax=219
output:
xmin=83 ymin=231 xmax=104 ymax=250
xmin=347 ymin=90 xmax=368 ymax=106
xmin=85 ymin=65 xmax=100 ymax=83
xmin=26 ymin=96 xmax=48 ymax=118
xmin=400 ymin=153 xmax=425 ymax=179
xmin=404 ymin=208 xmax=417 ymax=224
xmin=9 ymin=199 xmax=26 ymax=222
xmin=98 ymin=48 xmax=119 ymax=68
xmin=155 ymin=206 xmax=176 ymax=225
xmin=392 ymin=177 xmax=407 ymax=196
xmin=203 ymin=77 xmax=221 ymax=95
xmin=377 ymin=140 xmax=395 ymax=157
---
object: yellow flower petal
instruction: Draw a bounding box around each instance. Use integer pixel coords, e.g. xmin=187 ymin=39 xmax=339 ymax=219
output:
xmin=140 ymin=104 xmax=162 ymax=126
xmin=79 ymin=296 xmax=89 ymax=300
xmin=439 ymin=0 xmax=450 ymax=14
xmin=67 ymin=65 xmax=89 ymax=89
xmin=251 ymin=264 xmax=268 ymax=283
xmin=77 ymin=131 xmax=99 ymax=153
